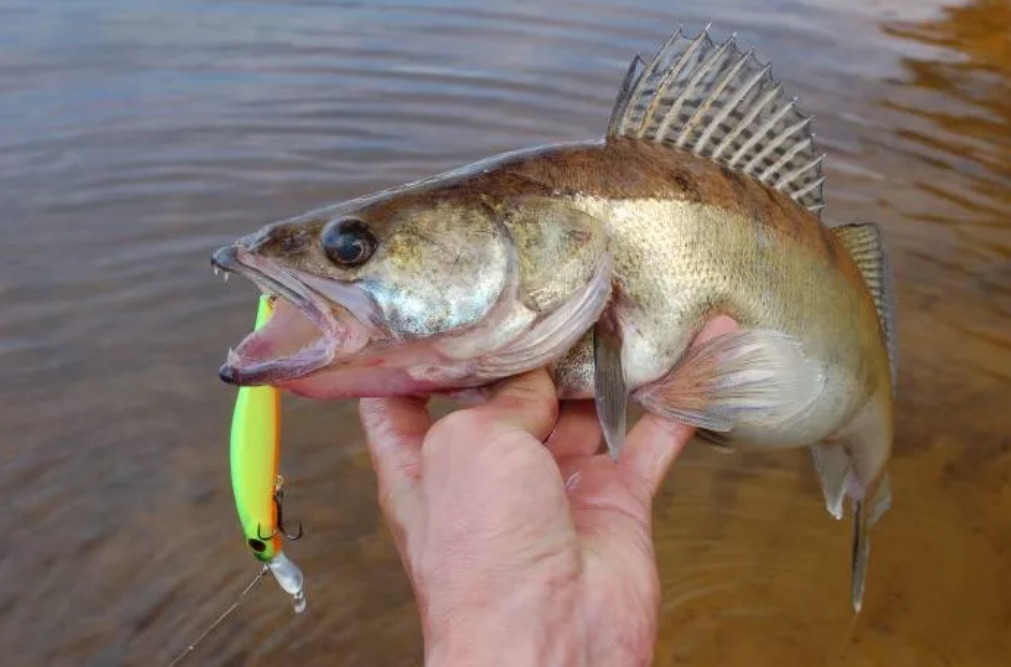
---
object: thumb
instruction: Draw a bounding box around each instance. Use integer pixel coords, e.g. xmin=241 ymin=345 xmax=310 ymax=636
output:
xmin=468 ymin=368 xmax=560 ymax=443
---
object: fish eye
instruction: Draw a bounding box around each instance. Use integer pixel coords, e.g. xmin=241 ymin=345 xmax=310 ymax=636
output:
xmin=322 ymin=217 xmax=377 ymax=267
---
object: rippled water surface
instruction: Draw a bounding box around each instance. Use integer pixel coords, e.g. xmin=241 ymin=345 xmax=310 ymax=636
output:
xmin=2 ymin=0 xmax=1010 ymax=665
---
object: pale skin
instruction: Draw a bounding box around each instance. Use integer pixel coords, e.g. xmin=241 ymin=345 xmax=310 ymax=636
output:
xmin=358 ymin=317 xmax=736 ymax=667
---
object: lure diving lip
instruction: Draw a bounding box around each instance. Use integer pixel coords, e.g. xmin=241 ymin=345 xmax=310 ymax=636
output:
xmin=229 ymin=294 xmax=306 ymax=613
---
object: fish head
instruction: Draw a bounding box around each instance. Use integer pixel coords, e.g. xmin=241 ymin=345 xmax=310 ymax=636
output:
xmin=212 ymin=186 xmax=612 ymax=399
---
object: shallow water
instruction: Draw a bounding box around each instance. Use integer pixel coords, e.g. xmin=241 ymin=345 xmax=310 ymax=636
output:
xmin=2 ymin=0 xmax=1010 ymax=665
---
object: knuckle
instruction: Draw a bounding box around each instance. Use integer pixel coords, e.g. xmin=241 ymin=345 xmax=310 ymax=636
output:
xmin=494 ymin=378 xmax=559 ymax=423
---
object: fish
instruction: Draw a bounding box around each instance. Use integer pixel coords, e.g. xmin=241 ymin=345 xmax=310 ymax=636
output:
xmin=210 ymin=26 xmax=897 ymax=612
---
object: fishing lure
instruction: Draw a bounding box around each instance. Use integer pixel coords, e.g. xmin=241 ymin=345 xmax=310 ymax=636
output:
xmin=230 ymin=294 xmax=307 ymax=613
xmin=165 ymin=296 xmax=307 ymax=667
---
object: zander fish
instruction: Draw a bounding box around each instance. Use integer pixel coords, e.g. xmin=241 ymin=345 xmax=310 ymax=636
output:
xmin=211 ymin=26 xmax=897 ymax=611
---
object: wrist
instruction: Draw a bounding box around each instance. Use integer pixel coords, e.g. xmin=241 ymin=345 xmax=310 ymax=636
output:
xmin=423 ymin=582 xmax=584 ymax=667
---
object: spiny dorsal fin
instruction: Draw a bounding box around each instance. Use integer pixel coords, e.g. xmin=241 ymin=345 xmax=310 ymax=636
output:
xmin=607 ymin=26 xmax=826 ymax=215
xmin=832 ymin=223 xmax=898 ymax=387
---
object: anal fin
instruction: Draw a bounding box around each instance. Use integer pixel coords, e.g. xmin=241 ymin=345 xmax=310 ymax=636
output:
xmin=632 ymin=328 xmax=825 ymax=433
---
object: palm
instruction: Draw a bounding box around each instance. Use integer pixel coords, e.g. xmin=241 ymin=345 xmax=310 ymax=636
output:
xmin=533 ymin=405 xmax=676 ymax=665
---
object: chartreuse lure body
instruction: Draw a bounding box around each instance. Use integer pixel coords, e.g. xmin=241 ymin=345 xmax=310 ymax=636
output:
xmin=230 ymin=295 xmax=306 ymax=613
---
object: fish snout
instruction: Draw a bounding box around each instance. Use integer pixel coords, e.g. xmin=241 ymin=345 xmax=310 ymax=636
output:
xmin=211 ymin=245 xmax=240 ymax=272
xmin=242 ymin=221 xmax=316 ymax=257
xmin=211 ymin=220 xmax=316 ymax=275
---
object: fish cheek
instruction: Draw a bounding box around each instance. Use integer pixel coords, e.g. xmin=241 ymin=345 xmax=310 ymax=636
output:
xmin=356 ymin=212 xmax=513 ymax=338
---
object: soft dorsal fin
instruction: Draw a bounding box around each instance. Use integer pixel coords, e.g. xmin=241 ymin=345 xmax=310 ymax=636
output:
xmin=607 ymin=26 xmax=826 ymax=215
xmin=832 ymin=223 xmax=898 ymax=387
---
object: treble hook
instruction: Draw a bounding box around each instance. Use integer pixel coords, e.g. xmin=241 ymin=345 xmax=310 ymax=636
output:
xmin=256 ymin=523 xmax=277 ymax=541
xmin=273 ymin=487 xmax=304 ymax=541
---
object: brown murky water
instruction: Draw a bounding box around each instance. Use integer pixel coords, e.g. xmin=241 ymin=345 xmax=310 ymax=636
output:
xmin=2 ymin=0 xmax=1010 ymax=665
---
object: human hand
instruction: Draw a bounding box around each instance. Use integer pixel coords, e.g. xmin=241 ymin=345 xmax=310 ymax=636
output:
xmin=359 ymin=370 xmax=697 ymax=667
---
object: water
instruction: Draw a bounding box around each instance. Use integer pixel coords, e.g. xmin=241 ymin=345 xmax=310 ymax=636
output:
xmin=2 ymin=0 xmax=1009 ymax=665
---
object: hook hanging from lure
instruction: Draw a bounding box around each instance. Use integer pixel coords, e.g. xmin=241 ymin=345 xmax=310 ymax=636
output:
xmin=230 ymin=294 xmax=307 ymax=614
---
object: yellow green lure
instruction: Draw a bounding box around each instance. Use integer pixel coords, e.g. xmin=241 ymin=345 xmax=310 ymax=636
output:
xmin=230 ymin=295 xmax=306 ymax=613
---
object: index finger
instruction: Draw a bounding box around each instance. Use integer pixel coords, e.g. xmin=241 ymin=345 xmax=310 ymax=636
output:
xmin=616 ymin=315 xmax=737 ymax=497
xmin=359 ymin=396 xmax=431 ymax=523
xmin=620 ymin=412 xmax=696 ymax=498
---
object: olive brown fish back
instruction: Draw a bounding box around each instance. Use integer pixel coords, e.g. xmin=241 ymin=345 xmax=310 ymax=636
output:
xmin=607 ymin=26 xmax=826 ymax=215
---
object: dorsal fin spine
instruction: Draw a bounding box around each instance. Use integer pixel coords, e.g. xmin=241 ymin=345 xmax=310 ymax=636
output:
xmin=716 ymin=83 xmax=781 ymax=162
xmin=618 ymin=29 xmax=684 ymax=135
xmin=655 ymin=37 xmax=736 ymax=145
xmin=686 ymin=49 xmax=753 ymax=152
xmin=776 ymin=154 xmax=824 ymax=190
xmin=730 ymin=96 xmax=795 ymax=167
xmin=608 ymin=26 xmax=826 ymax=213
xmin=636 ymin=30 xmax=709 ymax=138
xmin=762 ymin=136 xmax=814 ymax=182
xmin=793 ymin=176 xmax=825 ymax=201
xmin=753 ymin=121 xmax=813 ymax=178
xmin=703 ymin=62 xmax=770 ymax=157
xmin=607 ymin=54 xmax=646 ymax=136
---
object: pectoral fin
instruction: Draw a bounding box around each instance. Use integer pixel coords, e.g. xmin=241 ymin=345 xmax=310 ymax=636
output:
xmin=695 ymin=428 xmax=736 ymax=454
xmin=633 ymin=328 xmax=825 ymax=432
xmin=593 ymin=318 xmax=628 ymax=461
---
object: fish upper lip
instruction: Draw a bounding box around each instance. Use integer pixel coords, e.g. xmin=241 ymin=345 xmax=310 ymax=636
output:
xmin=212 ymin=246 xmax=330 ymax=329
xmin=212 ymin=245 xmax=341 ymax=385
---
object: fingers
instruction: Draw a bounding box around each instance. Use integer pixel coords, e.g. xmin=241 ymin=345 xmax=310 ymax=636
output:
xmin=619 ymin=315 xmax=738 ymax=497
xmin=470 ymin=368 xmax=560 ymax=443
xmin=545 ymin=400 xmax=602 ymax=460
xmin=361 ymin=369 xmax=557 ymax=502
xmin=359 ymin=396 xmax=432 ymax=523
xmin=620 ymin=412 xmax=696 ymax=498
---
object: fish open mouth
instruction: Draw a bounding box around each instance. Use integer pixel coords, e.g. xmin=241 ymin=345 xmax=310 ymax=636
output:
xmin=211 ymin=246 xmax=375 ymax=386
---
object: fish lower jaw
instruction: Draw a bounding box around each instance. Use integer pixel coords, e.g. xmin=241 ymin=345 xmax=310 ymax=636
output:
xmin=220 ymin=336 xmax=336 ymax=386
xmin=219 ymin=298 xmax=371 ymax=386
xmin=211 ymin=246 xmax=378 ymax=386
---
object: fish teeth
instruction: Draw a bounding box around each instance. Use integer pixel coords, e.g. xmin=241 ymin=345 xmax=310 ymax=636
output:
xmin=223 ymin=273 xmax=229 ymax=282
xmin=213 ymin=267 xmax=220 ymax=276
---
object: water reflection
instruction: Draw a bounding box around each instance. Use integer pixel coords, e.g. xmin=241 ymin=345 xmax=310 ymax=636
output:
xmin=1 ymin=0 xmax=1010 ymax=666
xmin=884 ymin=0 xmax=1011 ymax=265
